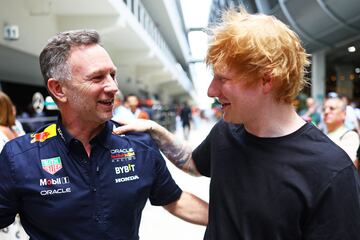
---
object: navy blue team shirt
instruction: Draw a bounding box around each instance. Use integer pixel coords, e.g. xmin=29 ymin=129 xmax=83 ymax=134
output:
xmin=0 ymin=119 xmax=182 ymax=240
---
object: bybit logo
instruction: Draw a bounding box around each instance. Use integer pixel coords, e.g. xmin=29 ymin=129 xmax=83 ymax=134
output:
xmin=115 ymin=164 xmax=135 ymax=174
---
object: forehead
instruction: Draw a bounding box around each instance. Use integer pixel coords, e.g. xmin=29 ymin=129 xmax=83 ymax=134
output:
xmin=213 ymin=65 xmax=235 ymax=76
xmin=127 ymin=96 xmax=138 ymax=101
xmin=68 ymin=44 xmax=116 ymax=73
xmin=324 ymin=98 xmax=345 ymax=111
xmin=325 ymin=98 xmax=341 ymax=105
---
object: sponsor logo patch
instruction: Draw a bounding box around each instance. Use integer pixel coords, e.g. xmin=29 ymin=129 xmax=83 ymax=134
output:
xmin=31 ymin=124 xmax=57 ymax=143
xmin=40 ymin=187 xmax=71 ymax=196
xmin=41 ymin=156 xmax=62 ymax=175
xmin=115 ymin=175 xmax=139 ymax=183
xmin=115 ymin=164 xmax=135 ymax=174
xmin=110 ymin=148 xmax=136 ymax=162
xmin=39 ymin=177 xmax=70 ymax=186
xmin=114 ymin=163 xmax=139 ymax=183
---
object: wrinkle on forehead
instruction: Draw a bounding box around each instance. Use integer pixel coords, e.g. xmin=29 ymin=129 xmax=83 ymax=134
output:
xmin=67 ymin=44 xmax=115 ymax=79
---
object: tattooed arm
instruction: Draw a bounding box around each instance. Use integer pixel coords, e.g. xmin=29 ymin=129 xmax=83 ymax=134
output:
xmin=113 ymin=119 xmax=201 ymax=176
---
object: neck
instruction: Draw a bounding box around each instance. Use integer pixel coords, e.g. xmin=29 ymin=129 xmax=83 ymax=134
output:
xmin=244 ymin=103 xmax=306 ymax=137
xmin=326 ymin=123 xmax=343 ymax=133
xmin=61 ymin=116 xmax=105 ymax=155
xmin=130 ymin=107 xmax=137 ymax=113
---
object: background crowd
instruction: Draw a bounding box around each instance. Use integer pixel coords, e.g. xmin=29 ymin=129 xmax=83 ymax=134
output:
xmin=297 ymin=92 xmax=360 ymax=167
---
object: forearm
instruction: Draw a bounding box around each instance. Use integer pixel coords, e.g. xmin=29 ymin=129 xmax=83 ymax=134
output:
xmin=149 ymin=122 xmax=200 ymax=176
xmin=163 ymin=192 xmax=208 ymax=226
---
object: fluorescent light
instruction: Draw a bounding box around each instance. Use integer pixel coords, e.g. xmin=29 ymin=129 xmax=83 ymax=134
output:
xmin=348 ymin=46 xmax=356 ymax=52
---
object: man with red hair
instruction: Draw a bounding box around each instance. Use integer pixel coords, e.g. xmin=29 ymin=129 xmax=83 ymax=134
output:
xmin=115 ymin=8 xmax=360 ymax=240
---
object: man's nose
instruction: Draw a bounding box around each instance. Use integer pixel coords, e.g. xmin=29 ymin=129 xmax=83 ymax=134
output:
xmin=104 ymin=75 xmax=118 ymax=93
xmin=207 ymin=79 xmax=218 ymax=98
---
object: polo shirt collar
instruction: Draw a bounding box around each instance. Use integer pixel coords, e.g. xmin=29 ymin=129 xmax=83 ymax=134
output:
xmin=56 ymin=117 xmax=113 ymax=150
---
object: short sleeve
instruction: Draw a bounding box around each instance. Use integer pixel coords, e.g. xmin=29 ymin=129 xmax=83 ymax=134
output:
xmin=0 ymin=145 xmax=19 ymax=228
xmin=303 ymin=165 xmax=360 ymax=240
xmin=192 ymin=132 xmax=212 ymax=177
xmin=149 ymin=150 xmax=182 ymax=206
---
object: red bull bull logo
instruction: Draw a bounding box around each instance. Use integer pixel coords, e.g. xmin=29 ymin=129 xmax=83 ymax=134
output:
xmin=31 ymin=124 xmax=57 ymax=143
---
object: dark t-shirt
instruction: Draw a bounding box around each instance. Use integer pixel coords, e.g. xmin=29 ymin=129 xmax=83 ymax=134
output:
xmin=193 ymin=120 xmax=360 ymax=240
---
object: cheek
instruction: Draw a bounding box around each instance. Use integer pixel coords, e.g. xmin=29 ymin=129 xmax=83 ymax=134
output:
xmin=325 ymin=113 xmax=334 ymax=120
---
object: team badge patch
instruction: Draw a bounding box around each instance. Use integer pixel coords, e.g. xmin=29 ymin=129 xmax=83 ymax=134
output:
xmin=31 ymin=124 xmax=57 ymax=143
xmin=41 ymin=156 xmax=62 ymax=175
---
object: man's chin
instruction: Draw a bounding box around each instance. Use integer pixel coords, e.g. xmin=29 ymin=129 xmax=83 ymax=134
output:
xmin=98 ymin=113 xmax=113 ymax=123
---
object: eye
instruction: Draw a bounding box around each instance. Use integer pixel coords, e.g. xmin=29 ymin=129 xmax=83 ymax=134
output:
xmin=92 ymin=75 xmax=103 ymax=81
xmin=218 ymin=76 xmax=228 ymax=82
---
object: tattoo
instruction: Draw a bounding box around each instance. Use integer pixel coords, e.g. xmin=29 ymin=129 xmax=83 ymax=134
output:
xmin=150 ymin=128 xmax=197 ymax=176
xmin=187 ymin=165 xmax=198 ymax=176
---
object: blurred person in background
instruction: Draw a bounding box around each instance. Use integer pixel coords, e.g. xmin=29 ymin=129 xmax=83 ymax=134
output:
xmin=0 ymin=91 xmax=19 ymax=152
xmin=114 ymin=8 xmax=360 ymax=239
xmin=340 ymin=95 xmax=360 ymax=133
xmin=112 ymin=91 xmax=133 ymax=122
xmin=299 ymin=97 xmax=321 ymax=127
xmin=323 ymin=96 xmax=359 ymax=166
xmin=11 ymin=105 xmax=26 ymax=137
xmin=179 ymin=101 xmax=192 ymax=140
xmin=0 ymin=29 xmax=208 ymax=240
xmin=125 ymin=93 xmax=149 ymax=120
xmin=0 ymin=91 xmax=28 ymax=240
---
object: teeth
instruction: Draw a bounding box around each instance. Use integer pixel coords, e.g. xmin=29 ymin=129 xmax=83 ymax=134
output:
xmin=99 ymin=99 xmax=113 ymax=104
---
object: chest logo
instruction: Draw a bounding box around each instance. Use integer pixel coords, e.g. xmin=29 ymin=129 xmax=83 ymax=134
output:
xmin=110 ymin=147 xmax=136 ymax=162
xmin=41 ymin=156 xmax=63 ymax=175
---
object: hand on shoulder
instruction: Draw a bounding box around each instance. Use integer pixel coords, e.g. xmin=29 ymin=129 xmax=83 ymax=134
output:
xmin=112 ymin=119 xmax=157 ymax=135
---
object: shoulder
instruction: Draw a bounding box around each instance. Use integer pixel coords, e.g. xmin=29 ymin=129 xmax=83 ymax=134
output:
xmin=341 ymin=129 xmax=359 ymax=140
xmin=196 ymin=119 xmax=240 ymax=151
xmin=0 ymin=128 xmax=8 ymax=140
xmin=298 ymin=123 xmax=354 ymax=171
xmin=0 ymin=126 xmax=15 ymax=139
xmin=210 ymin=119 xmax=230 ymax=132
xmin=110 ymin=120 xmax=158 ymax=152
xmin=2 ymin=123 xmax=58 ymax=158
xmin=208 ymin=119 xmax=242 ymax=139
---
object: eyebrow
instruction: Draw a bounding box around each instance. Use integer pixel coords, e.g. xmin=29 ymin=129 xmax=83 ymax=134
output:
xmin=85 ymin=68 xmax=117 ymax=79
xmin=214 ymin=73 xmax=229 ymax=79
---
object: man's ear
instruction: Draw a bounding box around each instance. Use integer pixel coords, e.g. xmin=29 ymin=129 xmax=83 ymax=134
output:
xmin=262 ymin=72 xmax=274 ymax=94
xmin=47 ymin=78 xmax=67 ymax=103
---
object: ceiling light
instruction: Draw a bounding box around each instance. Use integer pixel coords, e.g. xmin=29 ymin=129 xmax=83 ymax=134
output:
xmin=348 ymin=46 xmax=356 ymax=52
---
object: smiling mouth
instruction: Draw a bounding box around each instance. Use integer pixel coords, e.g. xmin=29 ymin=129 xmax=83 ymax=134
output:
xmin=221 ymin=103 xmax=230 ymax=109
xmin=98 ymin=99 xmax=114 ymax=106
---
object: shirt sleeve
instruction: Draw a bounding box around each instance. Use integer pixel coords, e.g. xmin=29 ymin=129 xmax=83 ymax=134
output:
xmin=192 ymin=131 xmax=212 ymax=177
xmin=303 ymin=165 xmax=360 ymax=240
xmin=149 ymin=150 xmax=182 ymax=206
xmin=0 ymin=145 xmax=19 ymax=229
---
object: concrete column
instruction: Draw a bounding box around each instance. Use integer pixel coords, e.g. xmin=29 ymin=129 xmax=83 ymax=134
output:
xmin=255 ymin=0 xmax=271 ymax=14
xmin=311 ymin=50 xmax=326 ymax=104
xmin=334 ymin=64 xmax=355 ymax=98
